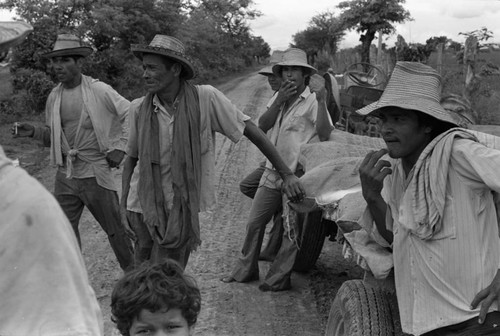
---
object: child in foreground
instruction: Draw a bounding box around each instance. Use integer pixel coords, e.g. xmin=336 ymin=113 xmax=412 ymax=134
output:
xmin=111 ymin=259 xmax=201 ymax=336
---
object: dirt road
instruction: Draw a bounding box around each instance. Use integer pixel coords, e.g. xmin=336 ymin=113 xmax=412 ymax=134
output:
xmin=5 ymin=70 xmax=363 ymax=336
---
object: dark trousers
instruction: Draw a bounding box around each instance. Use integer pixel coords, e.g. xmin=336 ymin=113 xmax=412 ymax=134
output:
xmin=239 ymin=165 xmax=283 ymax=259
xmin=126 ymin=209 xmax=191 ymax=269
xmin=54 ymin=171 xmax=133 ymax=270
xmin=423 ymin=312 xmax=500 ymax=336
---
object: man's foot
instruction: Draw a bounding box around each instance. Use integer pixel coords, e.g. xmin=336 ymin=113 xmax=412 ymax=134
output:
xmin=258 ymin=282 xmax=291 ymax=292
xmin=220 ymin=276 xmax=237 ymax=283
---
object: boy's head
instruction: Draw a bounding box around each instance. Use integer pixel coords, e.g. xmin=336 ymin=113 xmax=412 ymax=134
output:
xmin=111 ymin=260 xmax=201 ymax=336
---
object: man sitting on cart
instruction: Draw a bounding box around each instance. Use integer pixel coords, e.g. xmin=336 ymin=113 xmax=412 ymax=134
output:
xmin=358 ymin=61 xmax=500 ymax=336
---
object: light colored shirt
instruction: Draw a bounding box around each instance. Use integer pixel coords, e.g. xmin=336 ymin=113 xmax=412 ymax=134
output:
xmin=379 ymin=138 xmax=500 ymax=335
xmin=0 ymin=146 xmax=103 ymax=336
xmin=127 ymin=84 xmax=250 ymax=211
xmin=33 ymin=75 xmax=130 ymax=191
xmin=261 ymin=88 xmax=320 ymax=189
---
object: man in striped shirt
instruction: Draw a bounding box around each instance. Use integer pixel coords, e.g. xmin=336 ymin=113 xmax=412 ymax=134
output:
xmin=358 ymin=62 xmax=500 ymax=336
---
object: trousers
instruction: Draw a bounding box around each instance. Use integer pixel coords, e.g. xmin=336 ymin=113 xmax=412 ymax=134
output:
xmin=54 ymin=171 xmax=133 ymax=270
xmin=239 ymin=165 xmax=283 ymax=259
xmin=422 ymin=311 xmax=500 ymax=336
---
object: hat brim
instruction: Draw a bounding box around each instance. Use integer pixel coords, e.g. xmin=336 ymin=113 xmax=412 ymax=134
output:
xmin=357 ymin=99 xmax=458 ymax=126
xmin=131 ymin=44 xmax=196 ymax=80
xmin=272 ymin=62 xmax=317 ymax=77
xmin=258 ymin=65 xmax=274 ymax=75
xmin=0 ymin=21 xmax=33 ymax=52
xmin=42 ymin=47 xmax=93 ymax=58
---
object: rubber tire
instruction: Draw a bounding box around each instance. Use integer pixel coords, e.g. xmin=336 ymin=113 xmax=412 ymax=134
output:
xmin=324 ymin=280 xmax=393 ymax=336
xmin=293 ymin=210 xmax=327 ymax=272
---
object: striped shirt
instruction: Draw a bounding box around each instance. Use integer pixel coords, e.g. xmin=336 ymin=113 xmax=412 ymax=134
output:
xmin=381 ymin=137 xmax=500 ymax=335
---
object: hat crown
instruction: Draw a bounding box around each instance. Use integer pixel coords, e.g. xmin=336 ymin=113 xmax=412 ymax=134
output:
xmin=384 ymin=61 xmax=442 ymax=104
xmin=281 ymin=48 xmax=308 ymax=66
xmin=53 ymin=34 xmax=86 ymax=51
xmin=148 ymin=35 xmax=186 ymax=56
xmin=269 ymin=50 xmax=284 ymax=64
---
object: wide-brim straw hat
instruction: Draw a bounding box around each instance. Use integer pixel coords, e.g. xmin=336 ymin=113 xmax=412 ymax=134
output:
xmin=272 ymin=48 xmax=317 ymax=77
xmin=357 ymin=61 xmax=458 ymax=126
xmin=0 ymin=21 xmax=33 ymax=52
xmin=131 ymin=35 xmax=196 ymax=80
xmin=258 ymin=50 xmax=284 ymax=76
xmin=42 ymin=33 xmax=93 ymax=58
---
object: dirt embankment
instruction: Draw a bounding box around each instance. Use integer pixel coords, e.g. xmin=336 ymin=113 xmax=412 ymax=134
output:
xmin=2 ymin=71 xmax=363 ymax=336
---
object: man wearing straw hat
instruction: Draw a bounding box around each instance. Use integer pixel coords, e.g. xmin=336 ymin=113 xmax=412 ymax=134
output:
xmin=1 ymin=23 xmax=103 ymax=336
xmin=222 ymin=47 xmax=334 ymax=291
xmin=238 ymin=49 xmax=285 ymax=262
xmin=13 ymin=33 xmax=134 ymax=271
xmin=121 ymin=35 xmax=305 ymax=268
xmin=358 ymin=61 xmax=500 ymax=335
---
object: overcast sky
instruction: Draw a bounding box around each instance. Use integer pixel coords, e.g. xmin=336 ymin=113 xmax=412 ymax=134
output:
xmin=250 ymin=0 xmax=500 ymax=51
xmin=2 ymin=0 xmax=500 ymax=51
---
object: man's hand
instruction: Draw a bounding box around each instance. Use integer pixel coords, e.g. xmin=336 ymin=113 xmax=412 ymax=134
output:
xmin=119 ymin=204 xmax=137 ymax=241
xmin=11 ymin=122 xmax=34 ymax=138
xmin=282 ymin=174 xmax=306 ymax=203
xmin=471 ymin=270 xmax=500 ymax=324
xmin=359 ymin=149 xmax=392 ymax=201
xmin=309 ymin=74 xmax=327 ymax=101
xmin=106 ymin=149 xmax=125 ymax=168
xmin=275 ymin=79 xmax=297 ymax=105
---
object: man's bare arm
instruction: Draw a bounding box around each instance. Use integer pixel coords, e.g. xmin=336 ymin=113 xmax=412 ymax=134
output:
xmin=243 ymin=120 xmax=305 ymax=203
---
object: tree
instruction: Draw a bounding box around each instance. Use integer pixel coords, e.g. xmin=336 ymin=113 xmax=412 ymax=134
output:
xmin=337 ymin=0 xmax=412 ymax=65
xmin=292 ymin=11 xmax=344 ymax=65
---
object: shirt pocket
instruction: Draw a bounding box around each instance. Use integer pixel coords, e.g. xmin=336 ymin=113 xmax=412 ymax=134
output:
xmin=284 ymin=113 xmax=306 ymax=132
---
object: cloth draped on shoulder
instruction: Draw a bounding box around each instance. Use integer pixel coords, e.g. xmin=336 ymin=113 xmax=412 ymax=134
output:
xmin=408 ymin=127 xmax=500 ymax=239
xmin=49 ymin=75 xmax=112 ymax=178
xmin=137 ymin=81 xmax=202 ymax=251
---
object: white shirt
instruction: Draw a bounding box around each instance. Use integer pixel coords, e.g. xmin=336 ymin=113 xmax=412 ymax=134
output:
xmin=381 ymin=138 xmax=500 ymax=335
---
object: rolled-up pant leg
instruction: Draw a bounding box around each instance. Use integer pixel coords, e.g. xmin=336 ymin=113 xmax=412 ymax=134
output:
xmin=231 ymin=186 xmax=282 ymax=282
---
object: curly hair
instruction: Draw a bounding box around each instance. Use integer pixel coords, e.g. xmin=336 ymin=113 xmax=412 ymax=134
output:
xmin=111 ymin=259 xmax=201 ymax=336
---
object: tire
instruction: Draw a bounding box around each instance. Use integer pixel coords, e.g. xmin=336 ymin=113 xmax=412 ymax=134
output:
xmin=293 ymin=210 xmax=327 ymax=272
xmin=324 ymin=280 xmax=393 ymax=336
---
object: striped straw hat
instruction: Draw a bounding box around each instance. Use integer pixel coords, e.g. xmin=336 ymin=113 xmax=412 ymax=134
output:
xmin=258 ymin=50 xmax=284 ymax=76
xmin=357 ymin=62 xmax=458 ymax=125
xmin=132 ymin=35 xmax=196 ymax=80
xmin=272 ymin=48 xmax=317 ymax=77
xmin=0 ymin=21 xmax=33 ymax=52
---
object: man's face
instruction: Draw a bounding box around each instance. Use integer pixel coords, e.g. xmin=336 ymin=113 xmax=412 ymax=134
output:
xmin=280 ymin=66 xmax=307 ymax=92
xmin=265 ymin=74 xmax=281 ymax=91
xmin=378 ymin=107 xmax=432 ymax=167
xmin=49 ymin=56 xmax=81 ymax=86
xmin=129 ymin=308 xmax=194 ymax=336
xmin=142 ymin=54 xmax=179 ymax=94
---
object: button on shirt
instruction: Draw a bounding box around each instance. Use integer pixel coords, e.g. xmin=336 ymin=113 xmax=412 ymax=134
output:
xmin=380 ymin=138 xmax=500 ymax=335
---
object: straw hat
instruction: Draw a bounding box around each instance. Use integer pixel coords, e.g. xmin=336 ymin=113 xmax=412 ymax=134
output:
xmin=42 ymin=33 xmax=93 ymax=58
xmin=131 ymin=35 xmax=196 ymax=80
xmin=0 ymin=21 xmax=33 ymax=52
xmin=258 ymin=50 xmax=284 ymax=76
xmin=272 ymin=48 xmax=317 ymax=77
xmin=357 ymin=62 xmax=458 ymax=125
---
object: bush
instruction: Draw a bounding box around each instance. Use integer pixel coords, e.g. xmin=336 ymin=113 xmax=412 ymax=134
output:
xmin=11 ymin=67 xmax=55 ymax=114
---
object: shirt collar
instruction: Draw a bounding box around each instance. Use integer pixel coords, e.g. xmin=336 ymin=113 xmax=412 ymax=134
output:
xmin=152 ymin=94 xmax=168 ymax=115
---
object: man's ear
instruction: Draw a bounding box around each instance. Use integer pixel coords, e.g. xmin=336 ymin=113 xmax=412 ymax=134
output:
xmin=172 ymin=63 xmax=183 ymax=77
